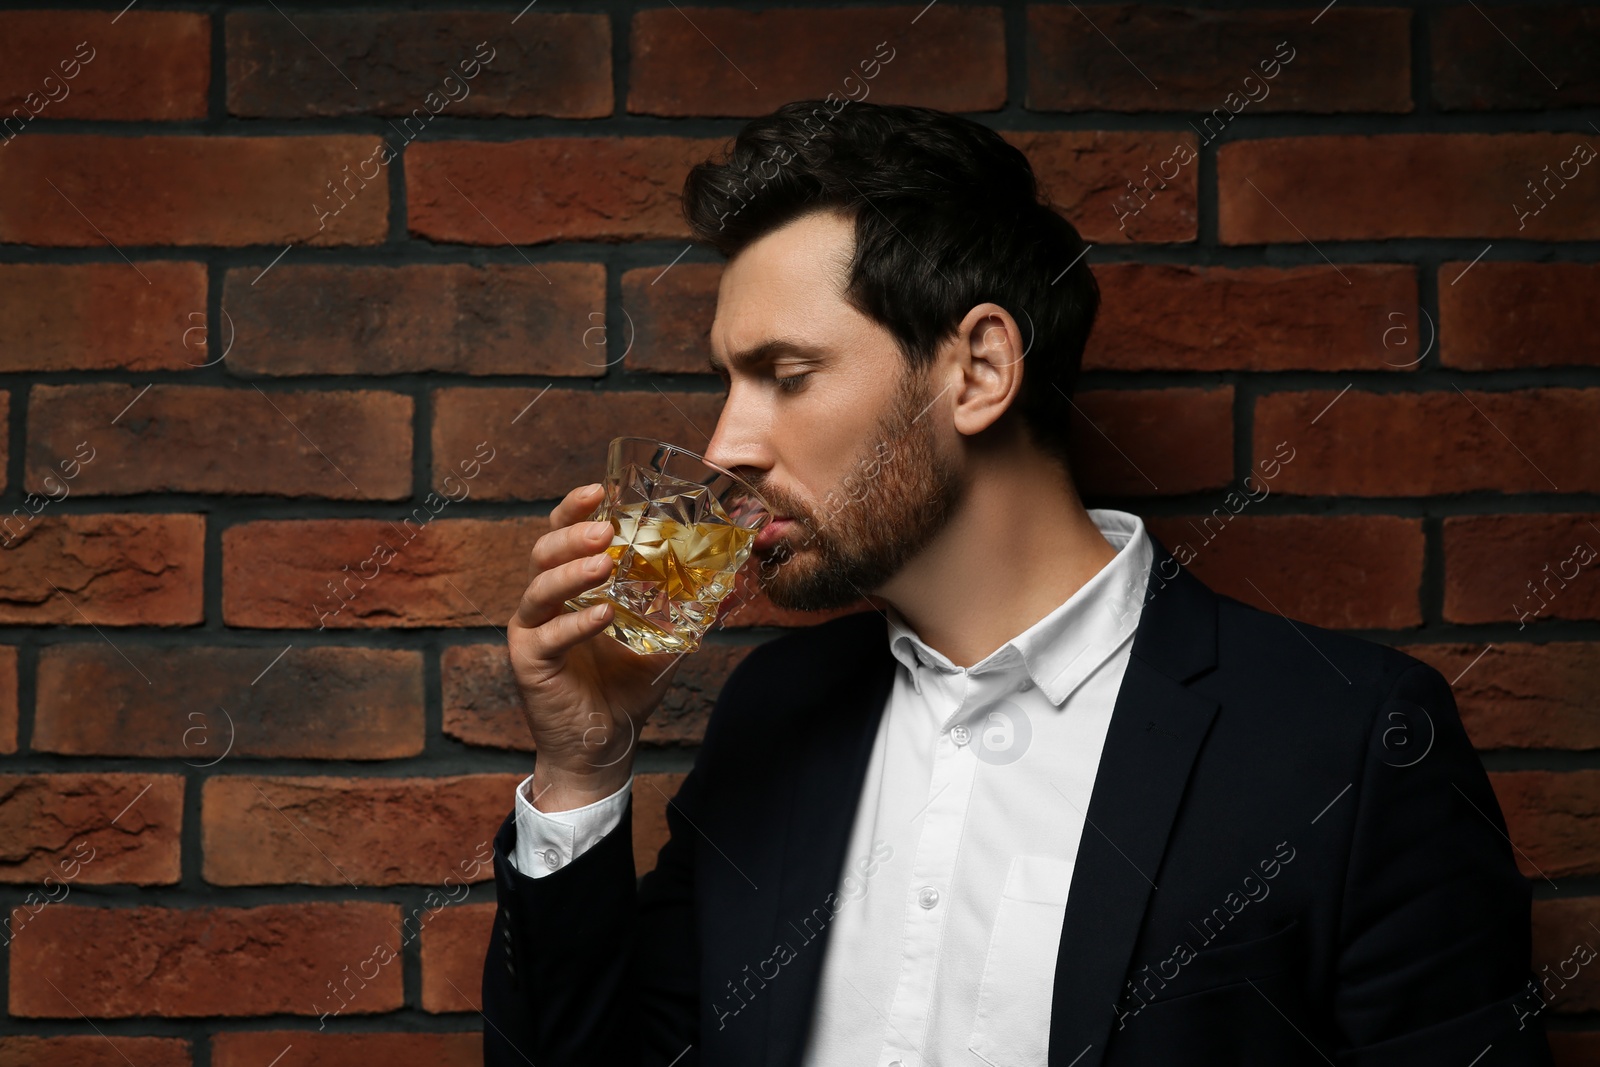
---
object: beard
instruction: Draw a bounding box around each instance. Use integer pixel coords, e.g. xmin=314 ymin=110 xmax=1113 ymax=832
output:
xmin=748 ymin=361 xmax=966 ymax=612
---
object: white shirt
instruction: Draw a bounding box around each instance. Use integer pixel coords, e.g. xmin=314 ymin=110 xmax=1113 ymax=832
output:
xmin=509 ymin=508 xmax=1153 ymax=1067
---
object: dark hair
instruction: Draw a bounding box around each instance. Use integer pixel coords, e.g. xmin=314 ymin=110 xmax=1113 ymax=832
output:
xmin=682 ymin=98 xmax=1100 ymax=478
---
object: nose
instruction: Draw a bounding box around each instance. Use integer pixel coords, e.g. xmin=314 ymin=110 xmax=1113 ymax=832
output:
xmin=701 ymin=390 xmax=771 ymax=493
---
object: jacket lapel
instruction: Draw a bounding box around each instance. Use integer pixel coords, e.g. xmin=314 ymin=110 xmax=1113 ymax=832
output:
xmin=1047 ymin=531 xmax=1221 ymax=1066
xmin=763 ymin=611 xmax=898 ymax=1067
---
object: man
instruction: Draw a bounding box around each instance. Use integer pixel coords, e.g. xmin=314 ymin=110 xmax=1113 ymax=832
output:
xmin=483 ymin=100 xmax=1551 ymax=1066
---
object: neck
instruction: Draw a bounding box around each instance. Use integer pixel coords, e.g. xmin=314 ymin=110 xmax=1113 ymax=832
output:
xmin=872 ymin=444 xmax=1120 ymax=669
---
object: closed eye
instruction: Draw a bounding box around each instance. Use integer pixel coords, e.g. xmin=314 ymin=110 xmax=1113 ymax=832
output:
xmin=775 ymin=372 xmax=811 ymax=393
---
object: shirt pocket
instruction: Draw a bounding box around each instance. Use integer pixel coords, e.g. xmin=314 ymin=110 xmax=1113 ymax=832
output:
xmin=968 ymin=854 xmax=1075 ymax=1067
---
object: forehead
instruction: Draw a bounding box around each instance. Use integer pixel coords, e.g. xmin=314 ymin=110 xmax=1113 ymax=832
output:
xmin=709 ymin=210 xmax=858 ymax=358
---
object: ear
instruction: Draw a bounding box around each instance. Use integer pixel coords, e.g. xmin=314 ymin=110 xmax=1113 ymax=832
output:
xmin=949 ymin=302 xmax=1026 ymax=439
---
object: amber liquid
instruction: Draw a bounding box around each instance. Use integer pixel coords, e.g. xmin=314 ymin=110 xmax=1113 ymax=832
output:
xmin=566 ymin=497 xmax=758 ymax=654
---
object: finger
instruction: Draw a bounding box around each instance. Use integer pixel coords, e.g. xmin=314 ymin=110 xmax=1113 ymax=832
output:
xmin=551 ymin=481 xmax=606 ymax=530
xmin=531 ymin=516 xmax=614 ymax=576
xmin=532 ymin=487 xmax=613 ymax=574
xmin=521 ymin=598 xmax=615 ymax=665
xmin=514 ymin=549 xmax=616 ymax=631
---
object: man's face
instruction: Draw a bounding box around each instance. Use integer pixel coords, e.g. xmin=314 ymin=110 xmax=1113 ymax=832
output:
xmin=702 ymin=209 xmax=966 ymax=612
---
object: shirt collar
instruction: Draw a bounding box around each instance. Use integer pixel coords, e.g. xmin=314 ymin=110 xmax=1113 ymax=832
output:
xmin=884 ymin=508 xmax=1153 ymax=706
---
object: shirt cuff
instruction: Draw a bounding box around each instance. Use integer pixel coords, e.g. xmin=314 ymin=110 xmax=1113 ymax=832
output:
xmin=509 ymin=771 xmax=633 ymax=879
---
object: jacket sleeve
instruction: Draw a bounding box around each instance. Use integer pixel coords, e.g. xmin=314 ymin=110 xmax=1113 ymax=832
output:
xmin=481 ymin=758 xmax=708 ymax=1067
xmin=1332 ymin=659 xmax=1555 ymax=1066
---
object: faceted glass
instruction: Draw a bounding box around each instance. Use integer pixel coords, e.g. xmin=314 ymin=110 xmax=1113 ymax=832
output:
xmin=564 ymin=436 xmax=774 ymax=654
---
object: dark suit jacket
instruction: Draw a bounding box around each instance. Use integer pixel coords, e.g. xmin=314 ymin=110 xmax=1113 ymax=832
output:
xmin=481 ymin=532 xmax=1554 ymax=1066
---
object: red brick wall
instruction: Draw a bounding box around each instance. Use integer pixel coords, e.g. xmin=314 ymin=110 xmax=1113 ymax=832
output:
xmin=1 ymin=3 xmax=1597 ymax=1063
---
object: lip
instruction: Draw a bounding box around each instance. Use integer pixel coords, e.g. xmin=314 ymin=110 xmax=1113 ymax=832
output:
xmin=754 ymin=517 xmax=795 ymax=551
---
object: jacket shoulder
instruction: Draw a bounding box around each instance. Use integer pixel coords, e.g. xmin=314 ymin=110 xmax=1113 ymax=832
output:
xmin=1209 ymin=589 xmax=1452 ymax=717
xmin=699 ymin=609 xmax=888 ymax=750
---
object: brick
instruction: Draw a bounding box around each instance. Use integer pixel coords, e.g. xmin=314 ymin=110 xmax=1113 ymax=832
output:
xmin=1086 ymin=264 xmax=1419 ymax=371
xmin=8 ymin=902 xmax=402 ymax=1018
xmin=1253 ymin=389 xmax=1600 ymax=496
xmin=211 ymin=1032 xmax=478 ymax=1067
xmin=0 ymin=11 xmax=208 ymax=121
xmin=0 ymin=1036 xmax=191 ymax=1067
xmin=223 ymin=263 xmax=607 ymax=377
xmin=1550 ymin=1034 xmax=1600 ymax=1066
xmin=0 ymin=514 xmax=204 ymax=626
xmin=228 ymin=12 xmax=610 ymax=118
xmin=1145 ymin=515 xmax=1424 ymax=630
xmin=442 ymin=640 xmax=753 ymax=752
xmin=1433 ymin=6 xmax=1600 ymax=111
xmin=0 ymin=646 xmax=14 ymax=754
xmin=393 ymin=883 xmax=492 ymax=966
xmin=0 ymin=262 xmax=206 ymax=372
xmin=628 ymin=6 xmax=1004 ymax=116
xmin=1027 ymin=5 xmax=1408 ymax=113
xmin=1492 ymin=771 xmax=1600 ymax=879
xmin=1439 ymin=262 xmax=1600 ymax=369
xmin=34 ymin=645 xmax=423 ymax=760
xmin=1069 ymin=387 xmax=1232 ymax=497
xmin=26 ymin=384 xmax=413 ymax=499
xmin=1531 ymin=897 xmax=1600 ymax=1014
xmin=201 ymin=775 xmax=512 ymax=885
xmin=0 ymin=774 xmax=182 ymax=886
xmin=0 ymin=136 xmax=389 ymax=247
xmin=420 ymin=902 xmax=493 ymax=1013
xmin=408 ymin=136 xmax=721 ymax=245
xmin=1399 ymin=643 xmax=1600 ymax=751
xmin=620 ymin=262 xmax=723 ymax=374
xmin=1443 ymin=514 xmax=1600 ymax=626
xmin=1218 ymin=134 xmax=1600 ymax=243
xmin=224 ymin=517 xmax=543 ymax=630
xmin=1001 ymin=130 xmax=1199 ymax=244
xmin=430 ymin=389 xmax=726 ymax=501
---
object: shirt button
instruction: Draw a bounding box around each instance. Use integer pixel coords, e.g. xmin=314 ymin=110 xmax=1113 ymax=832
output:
xmin=950 ymin=724 xmax=970 ymax=746
xmin=1018 ymin=679 xmax=1033 ymax=691
xmin=917 ymin=885 xmax=939 ymax=909
xmin=542 ymin=847 xmax=560 ymax=869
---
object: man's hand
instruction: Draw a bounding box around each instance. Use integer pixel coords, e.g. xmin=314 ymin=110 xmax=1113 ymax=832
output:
xmin=507 ymin=482 xmax=685 ymax=812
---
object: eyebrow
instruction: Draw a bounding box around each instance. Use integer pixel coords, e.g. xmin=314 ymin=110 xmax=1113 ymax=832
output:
xmin=706 ymin=339 xmax=828 ymax=376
